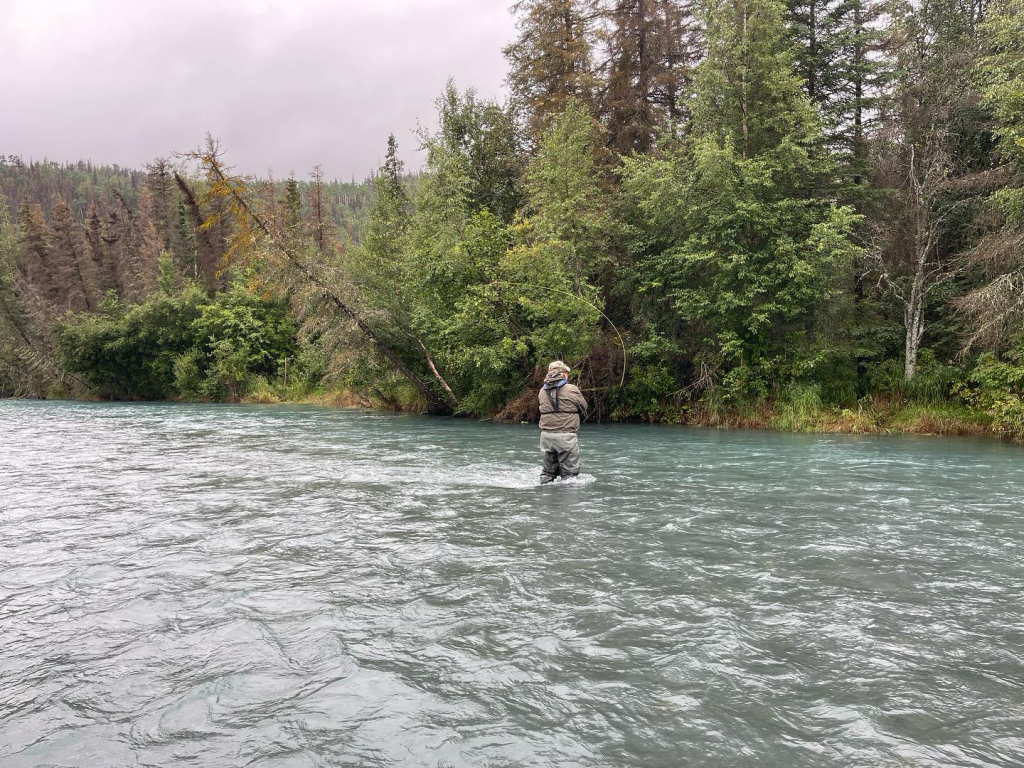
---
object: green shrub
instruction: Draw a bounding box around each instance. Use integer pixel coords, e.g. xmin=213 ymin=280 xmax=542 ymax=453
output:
xmin=190 ymin=281 xmax=297 ymax=382
xmin=59 ymin=279 xmax=299 ymax=402
xmin=202 ymin=338 xmax=253 ymax=400
xmin=806 ymin=355 xmax=859 ymax=406
xmin=58 ymin=285 xmax=206 ymax=399
xmin=959 ymin=351 xmax=1024 ymax=439
xmin=720 ymin=364 xmax=769 ymax=404
xmin=613 ymin=362 xmax=678 ymax=421
xmin=172 ymin=348 xmax=205 ymax=400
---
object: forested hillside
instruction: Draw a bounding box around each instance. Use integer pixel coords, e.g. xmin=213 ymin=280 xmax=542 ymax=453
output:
xmin=2 ymin=0 xmax=1023 ymax=440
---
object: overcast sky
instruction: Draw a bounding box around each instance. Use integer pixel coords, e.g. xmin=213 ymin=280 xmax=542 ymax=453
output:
xmin=1 ymin=0 xmax=516 ymax=180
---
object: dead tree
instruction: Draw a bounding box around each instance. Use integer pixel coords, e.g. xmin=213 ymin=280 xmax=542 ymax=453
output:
xmin=869 ymin=136 xmax=962 ymax=380
xmin=182 ymin=143 xmax=457 ymax=415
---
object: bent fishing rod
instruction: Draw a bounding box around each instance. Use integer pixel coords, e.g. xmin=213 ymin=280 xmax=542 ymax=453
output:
xmin=491 ymin=280 xmax=628 ymax=390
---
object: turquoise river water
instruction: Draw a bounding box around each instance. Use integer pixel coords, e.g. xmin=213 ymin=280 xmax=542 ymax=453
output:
xmin=1 ymin=400 xmax=1023 ymax=767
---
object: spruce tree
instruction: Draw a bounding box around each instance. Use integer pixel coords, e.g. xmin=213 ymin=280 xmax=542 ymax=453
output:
xmin=505 ymin=0 xmax=601 ymax=142
xmin=283 ymin=176 xmax=302 ymax=232
xmin=0 ymin=194 xmax=34 ymax=350
xmin=49 ymin=198 xmax=100 ymax=312
xmin=604 ymin=0 xmax=659 ymax=155
xmin=306 ymin=165 xmax=332 ymax=254
xmin=114 ymin=188 xmax=161 ymax=303
xmin=369 ymin=136 xmax=411 ymax=251
xmin=174 ymin=160 xmax=226 ymax=290
xmin=352 ymin=134 xmax=414 ymax=330
xmin=145 ymin=158 xmax=176 ymax=250
xmin=649 ymin=0 xmax=701 ymax=127
xmin=957 ymin=0 xmax=1024 ymax=348
xmin=623 ymin=0 xmax=860 ymax=391
xmin=785 ymin=0 xmax=886 ymax=193
xmin=102 ymin=209 xmax=130 ymax=296
xmin=173 ymin=197 xmax=200 ymax=281
xmin=16 ymin=203 xmax=59 ymax=309
xmin=84 ymin=203 xmax=118 ymax=295
xmin=602 ymin=0 xmax=700 ymax=155
xmin=0 ymin=193 xmax=50 ymax=396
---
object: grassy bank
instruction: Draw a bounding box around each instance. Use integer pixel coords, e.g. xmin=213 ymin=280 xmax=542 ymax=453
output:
xmin=685 ymin=398 xmax=994 ymax=439
xmin=234 ymin=380 xmax=1010 ymax=443
xmin=240 ymin=378 xmax=424 ymax=413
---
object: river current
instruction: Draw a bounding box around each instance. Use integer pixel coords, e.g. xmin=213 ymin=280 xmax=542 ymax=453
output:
xmin=1 ymin=400 xmax=1022 ymax=767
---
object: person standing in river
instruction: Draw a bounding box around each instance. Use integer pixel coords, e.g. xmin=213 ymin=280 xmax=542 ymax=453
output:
xmin=538 ymin=360 xmax=589 ymax=484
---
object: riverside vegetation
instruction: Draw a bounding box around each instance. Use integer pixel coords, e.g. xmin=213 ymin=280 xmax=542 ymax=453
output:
xmin=2 ymin=0 xmax=1024 ymax=441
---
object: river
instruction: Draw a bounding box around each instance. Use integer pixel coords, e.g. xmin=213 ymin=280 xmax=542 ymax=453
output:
xmin=1 ymin=400 xmax=1022 ymax=767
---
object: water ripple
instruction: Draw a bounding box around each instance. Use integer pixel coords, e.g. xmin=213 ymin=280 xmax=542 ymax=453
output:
xmin=1 ymin=401 xmax=1023 ymax=767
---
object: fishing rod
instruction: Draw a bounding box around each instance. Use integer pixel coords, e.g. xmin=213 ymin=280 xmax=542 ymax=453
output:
xmin=492 ymin=280 xmax=628 ymax=389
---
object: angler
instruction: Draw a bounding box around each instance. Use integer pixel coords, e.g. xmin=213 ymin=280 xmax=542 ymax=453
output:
xmin=538 ymin=360 xmax=589 ymax=484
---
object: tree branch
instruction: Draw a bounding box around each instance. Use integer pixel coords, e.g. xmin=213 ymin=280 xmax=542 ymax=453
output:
xmin=191 ymin=150 xmax=455 ymax=415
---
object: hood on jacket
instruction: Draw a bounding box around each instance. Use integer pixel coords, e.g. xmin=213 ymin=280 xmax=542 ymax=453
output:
xmin=542 ymin=370 xmax=568 ymax=390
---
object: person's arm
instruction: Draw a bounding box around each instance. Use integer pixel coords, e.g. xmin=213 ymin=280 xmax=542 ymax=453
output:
xmin=570 ymin=386 xmax=589 ymax=418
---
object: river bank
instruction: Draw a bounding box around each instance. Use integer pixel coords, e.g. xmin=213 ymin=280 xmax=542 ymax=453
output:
xmin=685 ymin=398 xmax=995 ymax=439
xmin=7 ymin=380 xmax=1005 ymax=441
xmin=232 ymin=384 xmax=1006 ymax=442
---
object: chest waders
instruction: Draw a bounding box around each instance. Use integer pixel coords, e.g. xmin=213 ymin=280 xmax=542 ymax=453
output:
xmin=540 ymin=383 xmax=580 ymax=483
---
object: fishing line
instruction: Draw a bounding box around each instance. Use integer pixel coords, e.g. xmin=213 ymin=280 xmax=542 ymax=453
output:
xmin=492 ymin=280 xmax=628 ymax=389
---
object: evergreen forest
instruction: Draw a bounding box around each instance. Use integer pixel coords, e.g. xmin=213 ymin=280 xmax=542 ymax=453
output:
xmin=2 ymin=0 xmax=1024 ymax=440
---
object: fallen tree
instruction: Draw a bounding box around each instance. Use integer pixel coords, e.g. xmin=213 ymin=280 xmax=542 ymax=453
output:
xmin=180 ymin=138 xmax=457 ymax=415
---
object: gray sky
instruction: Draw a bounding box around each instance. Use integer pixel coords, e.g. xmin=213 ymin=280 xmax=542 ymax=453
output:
xmin=1 ymin=0 xmax=516 ymax=180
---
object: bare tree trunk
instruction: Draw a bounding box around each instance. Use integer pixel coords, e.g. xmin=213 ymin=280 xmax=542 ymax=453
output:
xmin=416 ymin=335 xmax=459 ymax=407
xmin=904 ymin=260 xmax=927 ymax=380
xmin=872 ymin=133 xmax=959 ymax=382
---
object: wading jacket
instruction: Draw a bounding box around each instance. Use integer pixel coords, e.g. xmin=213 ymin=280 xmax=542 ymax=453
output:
xmin=538 ymin=373 xmax=589 ymax=432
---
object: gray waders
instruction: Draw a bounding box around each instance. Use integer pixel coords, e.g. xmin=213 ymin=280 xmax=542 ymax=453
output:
xmin=540 ymin=431 xmax=580 ymax=483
